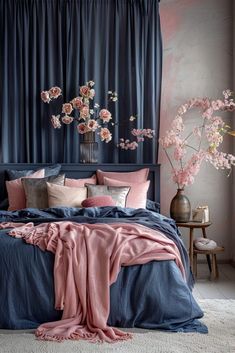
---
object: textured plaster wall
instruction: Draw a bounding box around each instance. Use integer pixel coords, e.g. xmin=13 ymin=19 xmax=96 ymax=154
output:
xmin=233 ymin=0 xmax=235 ymax=263
xmin=159 ymin=0 xmax=233 ymax=261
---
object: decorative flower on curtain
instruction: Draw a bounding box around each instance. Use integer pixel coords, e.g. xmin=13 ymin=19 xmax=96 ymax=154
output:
xmin=41 ymin=82 xmax=155 ymax=150
xmin=159 ymin=89 xmax=235 ymax=189
xmin=118 ymin=128 xmax=155 ymax=150
xmin=41 ymin=81 xmax=117 ymax=143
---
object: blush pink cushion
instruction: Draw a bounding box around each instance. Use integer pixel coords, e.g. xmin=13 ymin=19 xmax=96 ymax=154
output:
xmin=81 ymin=196 xmax=116 ymax=208
xmin=103 ymin=177 xmax=150 ymax=209
xmin=6 ymin=169 xmax=45 ymax=211
xmin=96 ymin=168 xmax=149 ymax=185
xmin=65 ymin=175 xmax=96 ymax=187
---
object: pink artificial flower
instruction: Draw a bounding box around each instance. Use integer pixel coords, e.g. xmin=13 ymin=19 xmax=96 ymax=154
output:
xmin=99 ymin=109 xmax=112 ymax=122
xmin=49 ymin=86 xmax=62 ymax=99
xmin=99 ymin=127 xmax=112 ymax=143
xmin=62 ymin=103 xmax=73 ymax=115
xmin=118 ymin=140 xmax=138 ymax=150
xmin=87 ymin=119 xmax=99 ymax=131
xmin=226 ymin=101 xmax=235 ymax=111
xmin=128 ymin=141 xmax=139 ymax=150
xmin=202 ymin=107 xmax=213 ymax=119
xmin=62 ymin=115 xmax=74 ymax=124
xmin=211 ymin=100 xmax=225 ymax=111
xmin=80 ymin=85 xmax=91 ymax=98
xmin=137 ymin=137 xmax=145 ymax=142
xmin=159 ymin=130 xmax=183 ymax=148
xmin=174 ymin=146 xmax=186 ymax=161
xmin=131 ymin=129 xmax=155 ymax=138
xmin=77 ymin=123 xmax=88 ymax=134
xmin=80 ymin=106 xmax=90 ymax=119
xmin=205 ymin=124 xmax=223 ymax=147
xmin=223 ymin=89 xmax=232 ymax=99
xmin=210 ymin=116 xmax=223 ymax=126
xmin=171 ymin=116 xmax=184 ymax=132
xmin=41 ymin=91 xmax=50 ymax=103
xmin=51 ymin=115 xmax=61 ymax=129
xmin=71 ymin=97 xmax=83 ymax=110
xmin=178 ymin=104 xmax=188 ymax=115
xmin=205 ymin=150 xmax=235 ymax=170
xmin=131 ymin=129 xmax=143 ymax=137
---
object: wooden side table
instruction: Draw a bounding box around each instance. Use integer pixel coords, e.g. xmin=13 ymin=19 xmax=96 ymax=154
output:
xmin=176 ymin=221 xmax=212 ymax=273
xmin=193 ymin=246 xmax=224 ymax=279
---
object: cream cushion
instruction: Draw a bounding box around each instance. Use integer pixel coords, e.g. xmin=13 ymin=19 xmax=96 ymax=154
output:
xmin=194 ymin=237 xmax=217 ymax=251
xmin=47 ymin=182 xmax=87 ymax=208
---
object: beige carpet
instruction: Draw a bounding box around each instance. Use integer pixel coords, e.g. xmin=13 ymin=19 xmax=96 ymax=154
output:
xmin=0 ymin=299 xmax=234 ymax=353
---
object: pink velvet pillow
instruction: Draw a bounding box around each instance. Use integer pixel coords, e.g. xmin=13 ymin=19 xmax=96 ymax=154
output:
xmin=96 ymin=168 xmax=149 ymax=185
xmin=65 ymin=175 xmax=96 ymax=187
xmin=81 ymin=195 xmax=116 ymax=208
xmin=103 ymin=177 xmax=150 ymax=209
xmin=6 ymin=169 xmax=45 ymax=211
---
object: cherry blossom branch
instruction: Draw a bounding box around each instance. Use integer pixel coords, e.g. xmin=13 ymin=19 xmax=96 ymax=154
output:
xmin=118 ymin=128 xmax=155 ymax=150
xmin=163 ymin=148 xmax=180 ymax=189
xmin=159 ymin=90 xmax=235 ymax=189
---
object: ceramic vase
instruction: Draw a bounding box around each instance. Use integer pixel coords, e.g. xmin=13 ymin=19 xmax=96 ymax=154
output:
xmin=170 ymin=189 xmax=191 ymax=223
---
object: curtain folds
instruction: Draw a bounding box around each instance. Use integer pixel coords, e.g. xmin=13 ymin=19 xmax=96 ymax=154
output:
xmin=0 ymin=0 xmax=162 ymax=164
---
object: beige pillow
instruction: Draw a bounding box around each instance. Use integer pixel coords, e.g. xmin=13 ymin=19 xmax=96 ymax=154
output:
xmin=47 ymin=182 xmax=87 ymax=208
xmin=86 ymin=184 xmax=130 ymax=208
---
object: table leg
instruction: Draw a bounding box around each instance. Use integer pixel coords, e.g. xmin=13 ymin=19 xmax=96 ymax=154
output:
xmin=202 ymin=228 xmax=212 ymax=272
xmin=189 ymin=227 xmax=194 ymax=272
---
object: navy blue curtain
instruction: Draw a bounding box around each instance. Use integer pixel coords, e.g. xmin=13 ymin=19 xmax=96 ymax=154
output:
xmin=0 ymin=0 xmax=162 ymax=164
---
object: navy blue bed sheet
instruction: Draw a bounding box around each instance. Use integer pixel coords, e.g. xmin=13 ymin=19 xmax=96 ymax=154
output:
xmin=0 ymin=207 xmax=208 ymax=333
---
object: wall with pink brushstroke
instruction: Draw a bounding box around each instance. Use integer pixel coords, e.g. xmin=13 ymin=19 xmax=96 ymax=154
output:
xmin=233 ymin=2 xmax=235 ymax=264
xmin=159 ymin=0 xmax=233 ymax=261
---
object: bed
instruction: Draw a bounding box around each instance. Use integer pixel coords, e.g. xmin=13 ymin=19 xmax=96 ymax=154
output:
xmin=0 ymin=163 xmax=207 ymax=342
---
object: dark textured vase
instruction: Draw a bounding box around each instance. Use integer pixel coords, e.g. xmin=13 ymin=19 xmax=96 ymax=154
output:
xmin=79 ymin=131 xmax=98 ymax=164
xmin=170 ymin=189 xmax=191 ymax=223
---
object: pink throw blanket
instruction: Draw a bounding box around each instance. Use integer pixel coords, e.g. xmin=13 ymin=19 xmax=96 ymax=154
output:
xmin=1 ymin=221 xmax=185 ymax=343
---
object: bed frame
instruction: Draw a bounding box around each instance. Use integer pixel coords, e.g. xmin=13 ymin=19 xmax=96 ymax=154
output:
xmin=0 ymin=163 xmax=160 ymax=204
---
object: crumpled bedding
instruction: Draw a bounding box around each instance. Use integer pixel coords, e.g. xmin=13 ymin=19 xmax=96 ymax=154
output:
xmin=0 ymin=206 xmax=207 ymax=334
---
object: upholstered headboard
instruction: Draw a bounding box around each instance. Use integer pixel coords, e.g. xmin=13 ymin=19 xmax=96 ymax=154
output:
xmin=0 ymin=163 xmax=160 ymax=207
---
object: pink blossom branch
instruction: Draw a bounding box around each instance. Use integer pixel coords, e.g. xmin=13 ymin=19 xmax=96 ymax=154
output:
xmin=198 ymin=118 xmax=206 ymax=151
xmin=164 ymin=148 xmax=180 ymax=189
xmin=159 ymin=90 xmax=235 ymax=188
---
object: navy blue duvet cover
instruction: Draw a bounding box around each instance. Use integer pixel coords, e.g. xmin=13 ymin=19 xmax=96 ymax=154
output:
xmin=0 ymin=207 xmax=208 ymax=333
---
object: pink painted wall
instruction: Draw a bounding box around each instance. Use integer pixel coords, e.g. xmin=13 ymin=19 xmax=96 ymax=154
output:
xmin=159 ymin=0 xmax=233 ymax=261
xmin=233 ymin=0 xmax=235 ymax=264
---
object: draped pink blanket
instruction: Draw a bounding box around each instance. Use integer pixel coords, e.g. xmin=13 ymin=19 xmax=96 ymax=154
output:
xmin=0 ymin=221 xmax=185 ymax=343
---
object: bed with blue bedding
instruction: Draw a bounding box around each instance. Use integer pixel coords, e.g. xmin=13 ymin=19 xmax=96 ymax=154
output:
xmin=0 ymin=206 xmax=207 ymax=333
xmin=0 ymin=163 xmax=207 ymax=335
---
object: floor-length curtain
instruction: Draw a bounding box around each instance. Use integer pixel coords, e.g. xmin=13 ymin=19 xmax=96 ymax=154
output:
xmin=0 ymin=0 xmax=162 ymax=163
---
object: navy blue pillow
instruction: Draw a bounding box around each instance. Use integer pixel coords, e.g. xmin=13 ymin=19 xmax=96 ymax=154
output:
xmin=6 ymin=164 xmax=61 ymax=180
xmin=44 ymin=164 xmax=62 ymax=177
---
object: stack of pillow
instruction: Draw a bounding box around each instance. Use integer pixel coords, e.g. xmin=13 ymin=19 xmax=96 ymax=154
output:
xmin=3 ymin=166 xmax=151 ymax=211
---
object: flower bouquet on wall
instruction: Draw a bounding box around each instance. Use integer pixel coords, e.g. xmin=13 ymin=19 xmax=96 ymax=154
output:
xmin=41 ymin=81 xmax=117 ymax=163
xmin=41 ymin=81 xmax=155 ymax=163
xmin=159 ymin=90 xmax=235 ymax=222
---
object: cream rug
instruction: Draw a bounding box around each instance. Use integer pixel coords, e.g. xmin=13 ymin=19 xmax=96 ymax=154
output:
xmin=0 ymin=300 xmax=234 ymax=353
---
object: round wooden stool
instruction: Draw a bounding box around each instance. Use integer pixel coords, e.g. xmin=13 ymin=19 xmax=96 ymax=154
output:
xmin=193 ymin=246 xmax=224 ymax=279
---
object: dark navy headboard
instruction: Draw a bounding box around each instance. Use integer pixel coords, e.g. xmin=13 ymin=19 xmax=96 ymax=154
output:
xmin=0 ymin=163 xmax=160 ymax=207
